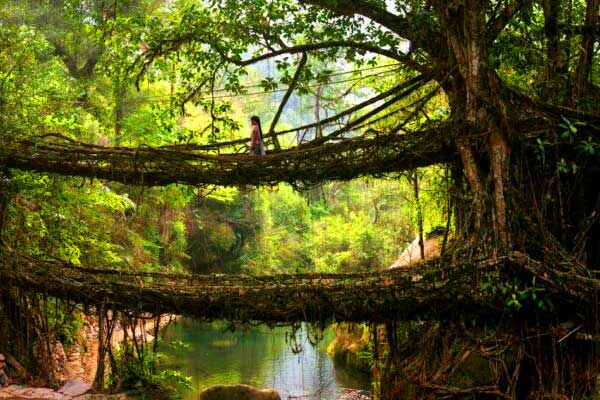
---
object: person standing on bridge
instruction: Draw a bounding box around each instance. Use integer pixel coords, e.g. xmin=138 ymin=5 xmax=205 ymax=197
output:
xmin=249 ymin=115 xmax=266 ymax=156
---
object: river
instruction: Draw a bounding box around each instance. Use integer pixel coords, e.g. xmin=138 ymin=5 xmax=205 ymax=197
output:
xmin=162 ymin=319 xmax=372 ymax=400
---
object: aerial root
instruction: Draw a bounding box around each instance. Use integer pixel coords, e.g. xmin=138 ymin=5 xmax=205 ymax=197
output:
xmin=378 ymin=320 xmax=600 ymax=400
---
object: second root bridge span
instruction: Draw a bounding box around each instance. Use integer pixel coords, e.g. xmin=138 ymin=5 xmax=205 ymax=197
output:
xmin=0 ymin=244 xmax=597 ymax=324
xmin=2 ymin=244 xmax=490 ymax=323
xmin=0 ymin=125 xmax=453 ymax=187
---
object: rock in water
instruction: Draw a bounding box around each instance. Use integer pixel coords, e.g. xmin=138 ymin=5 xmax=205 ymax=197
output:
xmin=199 ymin=385 xmax=281 ymax=400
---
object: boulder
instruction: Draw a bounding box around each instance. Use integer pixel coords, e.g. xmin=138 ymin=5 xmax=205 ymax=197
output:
xmin=58 ymin=380 xmax=92 ymax=397
xmin=199 ymin=385 xmax=280 ymax=400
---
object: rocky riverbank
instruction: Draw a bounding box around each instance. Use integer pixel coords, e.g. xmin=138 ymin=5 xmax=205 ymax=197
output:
xmin=0 ymin=354 xmax=111 ymax=399
xmin=0 ymin=314 xmax=172 ymax=399
xmin=0 ymin=381 xmax=124 ymax=399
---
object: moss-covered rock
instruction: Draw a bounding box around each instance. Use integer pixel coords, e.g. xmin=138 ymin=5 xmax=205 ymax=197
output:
xmin=327 ymin=323 xmax=372 ymax=373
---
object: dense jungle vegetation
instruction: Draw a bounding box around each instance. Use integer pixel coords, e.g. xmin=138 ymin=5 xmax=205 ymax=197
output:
xmin=0 ymin=0 xmax=599 ymax=399
xmin=0 ymin=1 xmax=447 ymax=398
xmin=0 ymin=1 xmax=444 ymax=276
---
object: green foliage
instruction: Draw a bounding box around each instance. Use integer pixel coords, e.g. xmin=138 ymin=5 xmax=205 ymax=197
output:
xmin=532 ymin=116 xmax=599 ymax=180
xmin=113 ymin=347 xmax=192 ymax=400
xmin=40 ymin=299 xmax=85 ymax=347
xmin=0 ymin=24 xmax=78 ymax=137
xmin=0 ymin=0 xmax=451 ymax=280
xmin=308 ymin=212 xmax=378 ymax=272
xmin=242 ymin=174 xmax=446 ymax=274
xmin=482 ymin=275 xmax=554 ymax=312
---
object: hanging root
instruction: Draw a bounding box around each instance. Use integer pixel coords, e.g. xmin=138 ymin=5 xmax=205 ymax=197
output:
xmin=377 ymin=319 xmax=600 ymax=400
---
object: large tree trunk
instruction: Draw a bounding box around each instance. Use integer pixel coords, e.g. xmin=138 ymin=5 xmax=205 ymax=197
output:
xmin=542 ymin=0 xmax=569 ymax=99
xmin=442 ymin=0 xmax=512 ymax=248
xmin=572 ymin=0 xmax=599 ymax=100
xmin=375 ymin=2 xmax=600 ymax=398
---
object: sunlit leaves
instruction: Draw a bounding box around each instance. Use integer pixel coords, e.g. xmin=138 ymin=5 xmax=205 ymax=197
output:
xmin=0 ymin=24 xmax=79 ymax=138
xmin=99 ymin=0 xmax=417 ymax=144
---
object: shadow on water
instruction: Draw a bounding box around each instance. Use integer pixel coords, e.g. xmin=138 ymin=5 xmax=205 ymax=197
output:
xmin=162 ymin=319 xmax=371 ymax=400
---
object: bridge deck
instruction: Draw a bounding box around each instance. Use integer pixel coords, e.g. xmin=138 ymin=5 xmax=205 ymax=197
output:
xmin=0 ymin=245 xmax=502 ymax=323
xmin=0 ymin=128 xmax=451 ymax=187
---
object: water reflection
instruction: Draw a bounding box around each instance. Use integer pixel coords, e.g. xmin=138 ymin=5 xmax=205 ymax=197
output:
xmin=162 ymin=319 xmax=371 ymax=400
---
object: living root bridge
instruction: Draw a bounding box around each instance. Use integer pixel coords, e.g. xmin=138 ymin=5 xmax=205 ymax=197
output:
xmin=1 ymin=244 xmax=595 ymax=324
xmin=0 ymin=127 xmax=451 ymax=187
xmin=0 ymin=245 xmax=500 ymax=323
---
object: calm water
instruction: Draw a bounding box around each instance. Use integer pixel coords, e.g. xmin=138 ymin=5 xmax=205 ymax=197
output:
xmin=162 ymin=319 xmax=372 ymax=400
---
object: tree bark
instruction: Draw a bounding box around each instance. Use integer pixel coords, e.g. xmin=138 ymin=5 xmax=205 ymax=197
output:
xmin=573 ymin=0 xmax=599 ymax=99
xmin=440 ymin=0 xmax=512 ymax=246
xmin=113 ymin=85 xmax=126 ymax=146
xmin=542 ymin=0 xmax=569 ymax=99
xmin=488 ymin=129 xmax=510 ymax=246
xmin=413 ymin=170 xmax=425 ymax=259
xmin=0 ymin=171 xmax=9 ymax=239
xmin=94 ymin=304 xmax=105 ymax=390
xmin=314 ymin=82 xmax=323 ymax=139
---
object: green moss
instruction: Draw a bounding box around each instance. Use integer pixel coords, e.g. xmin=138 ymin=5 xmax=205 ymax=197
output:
xmin=327 ymin=323 xmax=373 ymax=373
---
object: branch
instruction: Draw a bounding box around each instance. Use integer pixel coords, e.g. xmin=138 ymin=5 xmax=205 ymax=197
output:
xmin=487 ymin=0 xmax=533 ymax=44
xmin=389 ymin=85 xmax=442 ymax=134
xmin=299 ymin=0 xmax=408 ymax=39
xmin=180 ymin=77 xmax=211 ymax=114
xmin=216 ymin=40 xmax=412 ymax=66
xmin=267 ymin=52 xmax=308 ymax=150
xmin=154 ymin=74 xmax=428 ymax=152
xmin=309 ymin=77 xmax=427 ymax=145
xmin=298 ymin=0 xmax=442 ymax=58
xmin=276 ymin=74 xmax=428 ymax=138
xmin=572 ymin=0 xmax=600 ymax=99
xmin=558 ymin=23 xmax=600 ymax=35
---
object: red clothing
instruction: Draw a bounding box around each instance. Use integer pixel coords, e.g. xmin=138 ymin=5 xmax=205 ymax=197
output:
xmin=251 ymin=125 xmax=261 ymax=146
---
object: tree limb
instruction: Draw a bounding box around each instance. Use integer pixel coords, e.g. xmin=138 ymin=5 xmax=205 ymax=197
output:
xmin=157 ymin=74 xmax=428 ymax=152
xmin=572 ymin=0 xmax=600 ymax=99
xmin=486 ymin=0 xmax=532 ymax=44
xmin=267 ymin=52 xmax=308 ymax=150
xmin=299 ymin=0 xmax=410 ymax=40
xmin=298 ymin=0 xmax=442 ymax=58
xmin=276 ymin=74 xmax=428 ymax=138
xmin=215 ymin=40 xmax=416 ymax=67
xmin=309 ymin=77 xmax=427 ymax=145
